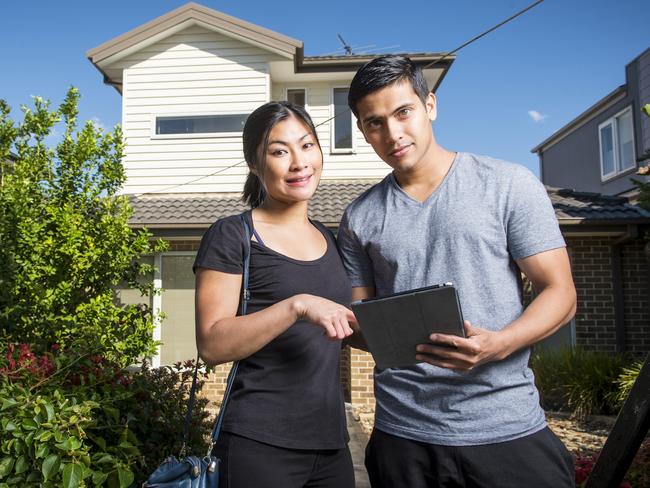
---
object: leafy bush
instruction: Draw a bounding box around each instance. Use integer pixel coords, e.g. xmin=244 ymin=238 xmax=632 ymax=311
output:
xmin=0 ymin=343 xmax=213 ymax=487
xmin=0 ymin=89 xmax=166 ymax=365
xmin=530 ymin=347 xmax=628 ymax=418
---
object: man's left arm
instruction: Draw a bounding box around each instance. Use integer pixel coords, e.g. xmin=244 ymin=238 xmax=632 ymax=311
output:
xmin=415 ymin=247 xmax=576 ymax=370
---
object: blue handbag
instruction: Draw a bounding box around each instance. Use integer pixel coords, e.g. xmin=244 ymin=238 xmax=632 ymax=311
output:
xmin=143 ymin=216 xmax=252 ymax=487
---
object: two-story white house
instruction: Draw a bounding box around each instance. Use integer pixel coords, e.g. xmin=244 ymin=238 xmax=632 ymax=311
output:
xmin=88 ymin=2 xmax=454 ymax=404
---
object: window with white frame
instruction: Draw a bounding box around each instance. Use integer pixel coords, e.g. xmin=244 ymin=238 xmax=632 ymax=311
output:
xmin=155 ymin=114 xmax=248 ymax=136
xmin=599 ymin=107 xmax=635 ymax=180
xmin=287 ymin=88 xmax=306 ymax=107
xmin=332 ymin=87 xmax=353 ymax=151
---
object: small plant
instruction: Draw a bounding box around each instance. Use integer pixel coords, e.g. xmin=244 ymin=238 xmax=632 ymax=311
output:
xmin=530 ymin=347 xmax=627 ymax=418
xmin=612 ymin=359 xmax=643 ymax=408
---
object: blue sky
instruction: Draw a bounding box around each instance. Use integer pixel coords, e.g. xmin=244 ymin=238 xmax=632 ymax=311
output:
xmin=1 ymin=0 xmax=648 ymax=175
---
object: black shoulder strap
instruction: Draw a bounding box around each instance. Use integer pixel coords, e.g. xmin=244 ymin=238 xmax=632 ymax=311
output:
xmin=181 ymin=214 xmax=252 ymax=457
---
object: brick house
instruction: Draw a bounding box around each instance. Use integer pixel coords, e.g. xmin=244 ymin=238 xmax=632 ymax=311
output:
xmin=89 ymin=3 xmax=650 ymax=407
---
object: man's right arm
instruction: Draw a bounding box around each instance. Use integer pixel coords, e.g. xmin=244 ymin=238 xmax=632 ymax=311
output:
xmin=344 ymin=286 xmax=375 ymax=351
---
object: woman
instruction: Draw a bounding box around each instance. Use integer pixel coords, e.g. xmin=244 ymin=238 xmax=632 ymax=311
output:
xmin=194 ymin=101 xmax=356 ymax=488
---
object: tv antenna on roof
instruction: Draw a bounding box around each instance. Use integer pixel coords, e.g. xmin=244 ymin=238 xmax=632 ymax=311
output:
xmin=337 ymin=34 xmax=353 ymax=56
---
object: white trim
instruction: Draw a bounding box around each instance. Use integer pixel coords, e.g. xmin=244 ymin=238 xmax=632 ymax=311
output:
xmin=598 ymin=106 xmax=636 ymax=182
xmin=151 ymin=253 xmax=163 ymax=368
xmin=330 ymin=85 xmax=355 ymax=154
xmin=150 ymin=111 xmax=248 ymax=140
xmin=598 ymin=119 xmax=617 ymax=180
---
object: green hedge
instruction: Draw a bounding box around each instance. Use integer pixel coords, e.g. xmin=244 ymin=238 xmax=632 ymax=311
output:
xmin=0 ymin=343 xmax=213 ymax=487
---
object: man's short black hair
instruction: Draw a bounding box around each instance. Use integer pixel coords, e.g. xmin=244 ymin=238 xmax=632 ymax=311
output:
xmin=347 ymin=55 xmax=430 ymax=118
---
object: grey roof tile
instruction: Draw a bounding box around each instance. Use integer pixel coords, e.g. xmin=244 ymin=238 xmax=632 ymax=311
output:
xmin=128 ymin=180 xmax=650 ymax=228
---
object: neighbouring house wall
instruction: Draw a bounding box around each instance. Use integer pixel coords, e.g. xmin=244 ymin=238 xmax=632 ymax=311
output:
xmin=540 ymin=48 xmax=650 ymax=195
xmin=117 ymin=25 xmax=284 ymax=194
xmin=540 ymin=95 xmax=637 ymax=196
xmin=271 ymin=83 xmax=392 ymax=180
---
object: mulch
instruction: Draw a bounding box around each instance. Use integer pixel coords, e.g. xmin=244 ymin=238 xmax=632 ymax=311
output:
xmin=350 ymin=405 xmax=613 ymax=455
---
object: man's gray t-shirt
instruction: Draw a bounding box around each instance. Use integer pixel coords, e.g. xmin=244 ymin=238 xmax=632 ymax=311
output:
xmin=337 ymin=152 xmax=565 ymax=446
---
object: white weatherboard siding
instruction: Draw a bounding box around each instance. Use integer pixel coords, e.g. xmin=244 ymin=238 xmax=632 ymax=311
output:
xmin=120 ymin=25 xmax=282 ymax=194
xmin=272 ymin=83 xmax=392 ymax=180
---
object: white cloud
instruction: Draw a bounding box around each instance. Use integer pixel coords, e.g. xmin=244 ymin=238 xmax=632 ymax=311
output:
xmin=90 ymin=117 xmax=106 ymax=131
xmin=528 ymin=110 xmax=548 ymax=123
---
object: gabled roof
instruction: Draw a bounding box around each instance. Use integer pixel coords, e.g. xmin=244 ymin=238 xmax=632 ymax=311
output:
xmin=127 ymin=179 xmax=650 ymax=230
xmin=87 ymin=2 xmax=454 ymax=93
xmin=87 ymin=2 xmax=302 ymax=65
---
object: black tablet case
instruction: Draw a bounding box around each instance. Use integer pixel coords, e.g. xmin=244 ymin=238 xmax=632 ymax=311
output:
xmin=351 ymin=285 xmax=465 ymax=369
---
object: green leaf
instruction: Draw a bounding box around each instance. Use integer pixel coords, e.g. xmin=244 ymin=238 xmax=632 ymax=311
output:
xmin=92 ymin=471 xmax=108 ymax=486
xmin=41 ymin=454 xmax=60 ymax=481
xmin=21 ymin=418 xmax=38 ymax=431
xmin=4 ymin=421 xmax=17 ymax=432
xmin=93 ymin=454 xmax=115 ymax=465
xmin=0 ymin=457 xmax=15 ymax=478
xmin=68 ymin=437 xmax=82 ymax=451
xmin=116 ymin=467 xmax=134 ymax=488
xmin=104 ymin=407 xmax=119 ymax=423
xmin=62 ymin=462 xmax=83 ymax=488
xmin=88 ymin=435 xmax=106 ymax=451
xmin=1 ymin=399 xmax=18 ymax=411
xmin=44 ymin=404 xmax=55 ymax=422
xmin=13 ymin=455 xmax=29 ymax=474
xmin=55 ymin=438 xmax=72 ymax=451
xmin=35 ymin=431 xmax=53 ymax=442
xmin=35 ymin=443 xmax=50 ymax=459
xmin=643 ymin=104 xmax=650 ymax=118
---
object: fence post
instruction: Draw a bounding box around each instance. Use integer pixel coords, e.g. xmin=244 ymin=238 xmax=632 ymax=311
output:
xmin=585 ymin=353 xmax=650 ymax=487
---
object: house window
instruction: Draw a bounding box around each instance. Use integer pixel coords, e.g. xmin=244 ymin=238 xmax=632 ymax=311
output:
xmin=599 ymin=107 xmax=635 ymax=180
xmin=287 ymin=89 xmax=306 ymax=107
xmin=332 ymin=88 xmax=353 ymax=151
xmin=155 ymin=114 xmax=248 ymax=136
xmin=159 ymin=253 xmax=197 ymax=366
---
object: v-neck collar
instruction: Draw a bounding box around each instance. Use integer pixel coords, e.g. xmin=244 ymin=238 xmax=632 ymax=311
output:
xmin=387 ymin=152 xmax=461 ymax=206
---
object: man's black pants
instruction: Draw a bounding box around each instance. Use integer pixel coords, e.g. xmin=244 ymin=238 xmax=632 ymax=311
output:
xmin=365 ymin=427 xmax=575 ymax=487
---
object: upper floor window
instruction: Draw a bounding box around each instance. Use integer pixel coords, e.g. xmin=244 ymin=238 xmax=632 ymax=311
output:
xmin=155 ymin=114 xmax=248 ymax=137
xmin=287 ymin=89 xmax=306 ymax=108
xmin=599 ymin=107 xmax=635 ymax=180
xmin=332 ymin=87 xmax=353 ymax=152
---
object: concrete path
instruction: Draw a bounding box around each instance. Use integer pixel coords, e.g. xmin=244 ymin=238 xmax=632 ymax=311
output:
xmin=345 ymin=404 xmax=371 ymax=488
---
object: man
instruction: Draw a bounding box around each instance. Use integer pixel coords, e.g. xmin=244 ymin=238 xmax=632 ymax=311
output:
xmin=338 ymin=55 xmax=577 ymax=487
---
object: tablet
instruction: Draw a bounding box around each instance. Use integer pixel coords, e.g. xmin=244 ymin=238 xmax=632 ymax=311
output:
xmin=351 ymin=283 xmax=465 ymax=369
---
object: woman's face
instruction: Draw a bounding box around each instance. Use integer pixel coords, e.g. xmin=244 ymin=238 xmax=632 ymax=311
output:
xmin=258 ymin=114 xmax=322 ymax=205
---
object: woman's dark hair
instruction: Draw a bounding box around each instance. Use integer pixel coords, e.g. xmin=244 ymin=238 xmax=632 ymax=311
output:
xmin=347 ymin=55 xmax=429 ymax=118
xmin=242 ymin=101 xmax=321 ymax=208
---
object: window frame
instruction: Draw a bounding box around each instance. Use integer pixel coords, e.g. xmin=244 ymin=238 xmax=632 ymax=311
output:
xmin=598 ymin=106 xmax=636 ymax=181
xmin=284 ymin=87 xmax=308 ymax=110
xmin=150 ymin=111 xmax=249 ymax=140
xmin=330 ymin=86 xmax=355 ymax=154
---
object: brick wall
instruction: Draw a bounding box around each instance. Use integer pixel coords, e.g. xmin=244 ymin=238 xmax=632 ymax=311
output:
xmin=349 ymin=348 xmax=375 ymax=407
xmin=565 ymin=235 xmax=649 ymax=356
xmin=621 ymin=239 xmax=650 ymax=355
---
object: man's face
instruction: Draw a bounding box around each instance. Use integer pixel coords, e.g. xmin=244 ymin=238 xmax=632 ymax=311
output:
xmin=355 ymin=80 xmax=437 ymax=174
